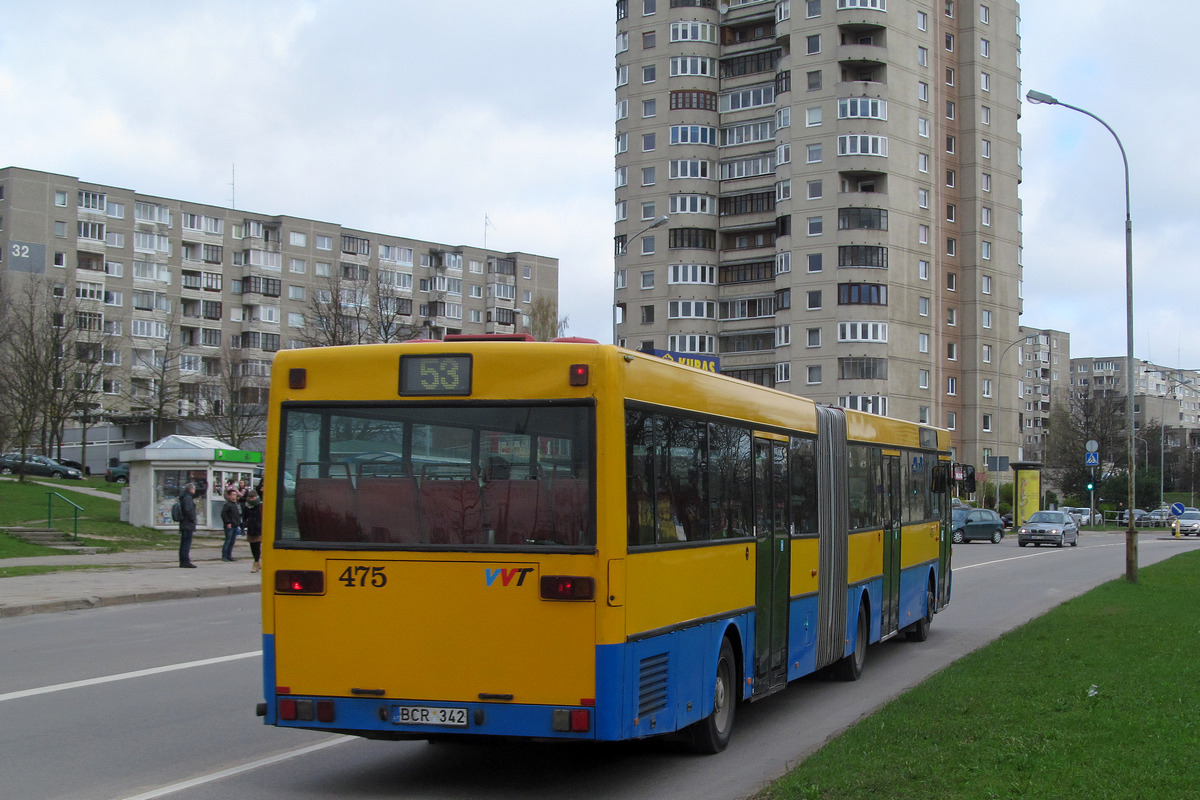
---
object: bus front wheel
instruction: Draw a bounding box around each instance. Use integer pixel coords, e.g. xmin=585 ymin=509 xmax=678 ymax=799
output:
xmin=690 ymin=637 xmax=737 ymax=754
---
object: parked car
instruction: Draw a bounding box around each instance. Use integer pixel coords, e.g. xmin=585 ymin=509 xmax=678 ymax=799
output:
xmin=1118 ymin=508 xmax=1148 ymax=525
xmin=1144 ymin=509 xmax=1172 ymax=528
xmin=1018 ymin=510 xmax=1079 ymax=548
xmin=1001 ymin=512 xmax=1013 ymax=529
xmin=951 ymin=507 xmax=1005 ymax=544
xmin=105 ymin=463 xmax=130 ymax=484
xmin=1067 ymin=507 xmax=1101 ymax=526
xmin=1176 ymin=510 xmax=1200 ymax=536
xmin=0 ymin=453 xmax=84 ymax=480
xmin=51 ymin=457 xmax=85 ymax=472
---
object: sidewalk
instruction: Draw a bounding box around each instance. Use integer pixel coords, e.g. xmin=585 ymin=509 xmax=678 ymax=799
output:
xmin=0 ymin=533 xmax=262 ymax=618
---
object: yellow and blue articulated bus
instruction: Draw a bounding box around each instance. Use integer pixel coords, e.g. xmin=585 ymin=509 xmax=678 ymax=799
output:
xmin=258 ymin=337 xmax=956 ymax=753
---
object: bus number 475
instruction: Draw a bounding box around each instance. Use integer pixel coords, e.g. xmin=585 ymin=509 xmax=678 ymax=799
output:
xmin=339 ymin=566 xmax=387 ymax=588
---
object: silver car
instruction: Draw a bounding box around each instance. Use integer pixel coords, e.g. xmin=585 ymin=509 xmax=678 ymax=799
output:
xmin=1176 ymin=510 xmax=1200 ymax=536
xmin=1018 ymin=510 xmax=1079 ymax=548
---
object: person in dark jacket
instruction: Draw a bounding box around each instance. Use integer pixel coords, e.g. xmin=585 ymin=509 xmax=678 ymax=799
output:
xmin=178 ymin=483 xmax=198 ymax=568
xmin=243 ymin=490 xmax=263 ymax=573
xmin=220 ymin=488 xmax=242 ymax=562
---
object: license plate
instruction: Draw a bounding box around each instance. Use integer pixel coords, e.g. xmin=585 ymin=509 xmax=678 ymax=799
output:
xmin=392 ymin=705 xmax=468 ymax=727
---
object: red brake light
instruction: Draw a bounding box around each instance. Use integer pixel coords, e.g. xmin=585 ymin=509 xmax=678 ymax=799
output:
xmin=274 ymin=570 xmax=324 ymax=594
xmin=570 ymin=708 xmax=591 ymax=732
xmin=568 ymin=364 xmax=589 ymax=386
xmin=279 ymin=699 xmax=297 ymax=720
xmin=540 ymin=575 xmax=595 ymax=601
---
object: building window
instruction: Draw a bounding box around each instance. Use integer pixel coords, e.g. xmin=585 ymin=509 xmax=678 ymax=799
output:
xmin=837 ymin=283 xmax=887 ymax=306
xmin=837 ymin=135 xmax=888 ymax=156
xmin=808 ymin=216 xmax=823 ymax=235
xmin=807 ymin=290 xmax=822 ymax=310
xmin=919 ymin=369 xmax=930 ymax=389
xmin=806 ymin=34 xmax=821 ymax=54
xmin=807 ymin=365 xmax=822 ymax=384
xmin=919 ymin=333 xmax=929 ymax=353
xmin=838 ymin=97 xmax=887 ymax=120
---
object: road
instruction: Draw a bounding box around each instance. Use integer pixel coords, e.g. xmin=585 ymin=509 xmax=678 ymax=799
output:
xmin=2 ymin=532 xmax=1195 ymax=800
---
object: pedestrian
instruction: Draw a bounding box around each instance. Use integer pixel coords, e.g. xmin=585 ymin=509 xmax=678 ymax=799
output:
xmin=220 ymin=487 xmax=242 ymax=562
xmin=243 ymin=489 xmax=263 ymax=573
xmin=178 ymin=482 xmax=198 ymax=568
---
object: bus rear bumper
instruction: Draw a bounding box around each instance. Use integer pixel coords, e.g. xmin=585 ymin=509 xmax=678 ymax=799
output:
xmin=266 ymin=694 xmax=599 ymax=741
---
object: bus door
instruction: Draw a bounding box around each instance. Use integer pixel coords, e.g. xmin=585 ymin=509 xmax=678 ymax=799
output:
xmin=752 ymin=436 xmax=790 ymax=697
xmin=881 ymin=453 xmax=902 ymax=637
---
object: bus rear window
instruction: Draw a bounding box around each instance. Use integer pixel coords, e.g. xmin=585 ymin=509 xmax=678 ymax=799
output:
xmin=276 ymin=403 xmax=594 ymax=549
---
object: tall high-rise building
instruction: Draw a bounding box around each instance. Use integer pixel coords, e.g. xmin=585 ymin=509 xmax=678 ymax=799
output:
xmin=614 ymin=0 xmax=1022 ymax=466
xmin=0 ymin=166 xmax=558 ymax=469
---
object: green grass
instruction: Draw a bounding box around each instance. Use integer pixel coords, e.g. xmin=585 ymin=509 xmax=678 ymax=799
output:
xmin=757 ymin=550 xmax=1200 ymax=800
xmin=0 ymin=564 xmax=123 ymax=578
xmin=0 ymin=478 xmax=170 ymax=558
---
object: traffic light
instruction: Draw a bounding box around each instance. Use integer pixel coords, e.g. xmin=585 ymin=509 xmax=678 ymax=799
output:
xmin=1087 ymin=482 xmax=1095 ymax=491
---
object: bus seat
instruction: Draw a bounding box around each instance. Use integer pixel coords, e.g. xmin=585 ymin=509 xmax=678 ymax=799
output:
xmin=421 ymin=480 xmax=484 ymax=545
xmin=294 ymin=477 xmax=358 ymax=542
xmin=486 ymin=480 xmax=549 ymax=545
xmin=550 ymin=478 xmax=590 ymax=545
xmin=357 ymin=475 xmax=423 ymax=543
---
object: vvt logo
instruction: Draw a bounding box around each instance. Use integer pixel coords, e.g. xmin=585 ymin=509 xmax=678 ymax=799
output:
xmin=485 ymin=567 xmax=534 ymax=587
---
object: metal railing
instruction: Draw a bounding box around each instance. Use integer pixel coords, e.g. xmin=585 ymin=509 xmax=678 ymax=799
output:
xmin=47 ymin=492 xmax=84 ymax=540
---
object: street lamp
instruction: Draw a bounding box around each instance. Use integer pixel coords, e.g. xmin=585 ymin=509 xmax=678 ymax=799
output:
xmin=1027 ymin=90 xmax=1137 ymax=583
xmin=613 ymin=215 xmax=669 ymax=345
xmin=994 ymin=336 xmax=1027 ymax=515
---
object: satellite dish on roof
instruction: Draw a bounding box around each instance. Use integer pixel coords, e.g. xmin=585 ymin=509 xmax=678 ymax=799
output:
xmin=719 ymin=3 xmax=729 ymax=13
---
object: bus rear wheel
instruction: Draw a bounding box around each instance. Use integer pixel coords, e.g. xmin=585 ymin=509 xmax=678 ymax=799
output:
xmin=690 ymin=637 xmax=737 ymax=754
xmin=835 ymin=603 xmax=869 ymax=681
xmin=906 ymin=589 xmax=934 ymax=642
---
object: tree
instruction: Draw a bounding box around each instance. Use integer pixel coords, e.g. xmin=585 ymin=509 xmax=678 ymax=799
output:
xmin=120 ymin=310 xmax=186 ymax=441
xmin=1043 ymin=392 xmax=1126 ymax=502
xmin=201 ymin=345 xmax=268 ymax=448
xmin=300 ymin=265 xmax=421 ymax=347
xmin=0 ymin=277 xmax=61 ymax=479
xmin=528 ymin=296 xmax=569 ymax=341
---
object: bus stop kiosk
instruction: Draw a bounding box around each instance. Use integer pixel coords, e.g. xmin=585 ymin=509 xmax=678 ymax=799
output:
xmin=119 ymin=435 xmax=263 ymax=531
xmin=1010 ymin=461 xmax=1043 ymax=529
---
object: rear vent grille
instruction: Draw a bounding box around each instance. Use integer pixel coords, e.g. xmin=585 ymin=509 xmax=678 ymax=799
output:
xmin=637 ymin=653 xmax=669 ymax=716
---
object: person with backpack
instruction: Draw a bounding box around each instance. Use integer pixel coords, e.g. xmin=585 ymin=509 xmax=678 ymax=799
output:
xmin=177 ymin=483 xmax=198 ymax=568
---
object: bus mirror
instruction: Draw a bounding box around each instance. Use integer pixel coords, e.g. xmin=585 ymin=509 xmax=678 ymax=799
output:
xmin=962 ymin=465 xmax=977 ymax=494
xmin=931 ymin=464 xmax=948 ymax=494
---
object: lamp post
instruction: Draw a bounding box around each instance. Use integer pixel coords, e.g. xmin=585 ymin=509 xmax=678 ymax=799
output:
xmin=994 ymin=336 xmax=1027 ymax=515
xmin=613 ymin=215 xmax=669 ymax=345
xmin=1027 ymin=90 xmax=1137 ymax=582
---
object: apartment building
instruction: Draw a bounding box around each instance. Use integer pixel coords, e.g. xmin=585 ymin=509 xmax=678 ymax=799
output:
xmin=1015 ymin=326 xmax=1069 ymax=462
xmin=0 ymin=166 xmax=558 ymax=467
xmin=613 ymin=0 xmax=1022 ymax=467
xmin=1071 ymin=356 xmax=1200 ymax=451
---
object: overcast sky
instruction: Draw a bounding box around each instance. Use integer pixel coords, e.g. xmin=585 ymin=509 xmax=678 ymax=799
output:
xmin=2 ymin=1 xmax=1196 ymax=368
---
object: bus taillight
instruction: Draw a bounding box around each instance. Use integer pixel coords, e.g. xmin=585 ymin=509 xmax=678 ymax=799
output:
xmin=540 ymin=575 xmax=595 ymax=601
xmin=274 ymin=570 xmax=324 ymax=594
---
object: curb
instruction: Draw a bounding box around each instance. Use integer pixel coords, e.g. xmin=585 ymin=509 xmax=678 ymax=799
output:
xmin=0 ymin=582 xmax=260 ymax=619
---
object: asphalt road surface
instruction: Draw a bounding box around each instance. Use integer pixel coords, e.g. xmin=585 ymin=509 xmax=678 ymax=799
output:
xmin=2 ymin=532 xmax=1194 ymax=800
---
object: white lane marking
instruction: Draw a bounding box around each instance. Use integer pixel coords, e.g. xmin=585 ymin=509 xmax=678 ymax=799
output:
xmin=955 ymin=540 xmax=1127 ymax=570
xmin=0 ymin=650 xmax=261 ymax=703
xmin=954 ymin=536 xmax=1193 ymax=571
xmin=116 ymin=737 xmax=352 ymax=800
